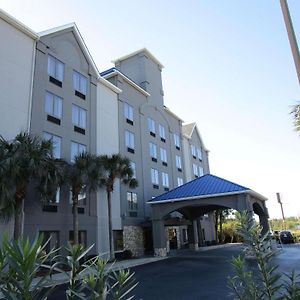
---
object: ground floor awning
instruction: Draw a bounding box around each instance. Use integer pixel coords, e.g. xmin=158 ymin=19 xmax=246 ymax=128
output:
xmin=148 ymin=174 xmax=269 ymax=256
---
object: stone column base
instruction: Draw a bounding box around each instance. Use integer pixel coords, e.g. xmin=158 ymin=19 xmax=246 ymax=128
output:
xmin=154 ymin=247 xmax=167 ymax=257
xmin=189 ymin=243 xmax=199 ymax=251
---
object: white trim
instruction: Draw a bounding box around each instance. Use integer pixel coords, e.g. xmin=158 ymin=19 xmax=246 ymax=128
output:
xmin=103 ymin=70 xmax=150 ymax=97
xmin=182 ymin=122 xmax=209 ymax=152
xmin=39 ymin=23 xmax=99 ymax=76
xmin=0 ymin=8 xmax=38 ymax=39
xmin=164 ymin=106 xmax=184 ymax=122
xmin=148 ymin=190 xmax=252 ymax=205
xmin=98 ymin=77 xmax=122 ymax=94
xmin=112 ymin=48 xmax=164 ymax=69
xmin=39 ymin=23 xmax=121 ymax=94
xmin=248 ymin=190 xmax=268 ymax=202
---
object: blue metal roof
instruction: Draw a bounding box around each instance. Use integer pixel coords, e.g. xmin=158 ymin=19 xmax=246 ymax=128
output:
xmin=100 ymin=67 xmax=116 ymax=77
xmin=149 ymin=174 xmax=250 ymax=203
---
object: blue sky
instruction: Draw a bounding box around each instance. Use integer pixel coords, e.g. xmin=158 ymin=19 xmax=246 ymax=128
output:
xmin=1 ymin=0 xmax=300 ymax=218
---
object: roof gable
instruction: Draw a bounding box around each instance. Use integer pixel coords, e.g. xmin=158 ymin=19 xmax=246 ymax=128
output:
xmin=39 ymin=23 xmax=121 ymax=94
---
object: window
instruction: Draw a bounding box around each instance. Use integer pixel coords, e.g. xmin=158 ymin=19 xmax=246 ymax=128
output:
xmin=162 ymin=172 xmax=169 ymax=187
xmin=71 ymin=142 xmax=86 ymax=162
xmin=191 ymin=145 xmax=196 ymax=158
xmin=176 ymin=155 xmax=182 ymax=170
xmin=72 ymin=105 xmax=87 ymax=133
xmin=177 ymin=177 xmax=184 ymax=187
xmin=159 ymin=124 xmax=166 ymax=141
xmin=148 ymin=117 xmax=156 ymax=136
xmin=199 ymin=166 xmax=204 ymax=177
xmin=174 ymin=133 xmax=180 ymax=149
xmin=151 ymin=168 xmax=159 ymax=187
xmin=40 ymin=231 xmax=59 ymax=253
xmin=193 ymin=163 xmax=199 ymax=177
xmin=130 ymin=161 xmax=136 ymax=178
xmin=160 ymin=148 xmax=167 ymax=165
xmin=149 ymin=142 xmax=157 ymax=161
xmin=43 ymin=132 xmax=61 ymax=159
xmin=127 ymin=192 xmax=138 ymax=211
xmin=42 ymin=188 xmax=60 ymax=212
xmin=197 ymin=148 xmax=202 ymax=160
xmin=69 ymin=230 xmax=86 ymax=247
xmin=48 ymin=55 xmax=64 ymax=84
xmin=45 ymin=91 xmax=62 ymax=122
xmin=73 ymin=70 xmax=87 ymax=98
xmin=125 ymin=131 xmax=135 ymax=153
xmin=124 ymin=103 xmax=133 ymax=124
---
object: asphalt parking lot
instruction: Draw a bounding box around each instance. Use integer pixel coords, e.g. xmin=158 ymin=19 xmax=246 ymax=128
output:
xmin=48 ymin=243 xmax=300 ymax=300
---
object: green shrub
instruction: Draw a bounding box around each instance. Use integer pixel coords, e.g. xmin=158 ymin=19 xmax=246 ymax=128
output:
xmin=228 ymin=211 xmax=300 ymax=300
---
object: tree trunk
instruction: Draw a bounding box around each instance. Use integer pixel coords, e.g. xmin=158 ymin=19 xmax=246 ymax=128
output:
xmin=219 ymin=211 xmax=223 ymax=244
xmin=72 ymin=193 xmax=79 ymax=245
xmin=13 ymin=196 xmax=24 ymax=240
xmin=214 ymin=210 xmax=219 ymax=243
xmin=107 ymin=190 xmax=115 ymax=260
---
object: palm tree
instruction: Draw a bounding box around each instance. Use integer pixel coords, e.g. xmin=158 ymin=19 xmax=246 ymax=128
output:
xmin=98 ymin=154 xmax=138 ymax=260
xmin=0 ymin=132 xmax=61 ymax=239
xmin=64 ymin=152 xmax=99 ymax=245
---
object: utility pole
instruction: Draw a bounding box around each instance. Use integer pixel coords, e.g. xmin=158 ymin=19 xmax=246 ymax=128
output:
xmin=276 ymin=192 xmax=286 ymax=229
xmin=280 ymin=0 xmax=300 ymax=85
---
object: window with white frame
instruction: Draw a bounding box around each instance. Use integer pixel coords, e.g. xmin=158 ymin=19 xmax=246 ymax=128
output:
xmin=71 ymin=142 xmax=86 ymax=162
xmin=125 ymin=131 xmax=135 ymax=152
xmin=151 ymin=168 xmax=159 ymax=185
xmin=127 ymin=192 xmax=138 ymax=211
xmin=43 ymin=132 xmax=62 ymax=159
xmin=162 ymin=172 xmax=169 ymax=187
xmin=193 ymin=163 xmax=199 ymax=177
xmin=177 ymin=177 xmax=184 ymax=187
xmin=130 ymin=161 xmax=136 ymax=178
xmin=199 ymin=166 xmax=204 ymax=177
xmin=46 ymin=188 xmax=60 ymax=204
xmin=174 ymin=133 xmax=180 ymax=149
xmin=45 ymin=91 xmax=62 ymax=119
xmin=73 ymin=71 xmax=87 ymax=96
xmin=159 ymin=124 xmax=166 ymax=140
xmin=149 ymin=142 xmax=157 ymax=159
xmin=197 ymin=148 xmax=202 ymax=160
xmin=72 ymin=105 xmax=87 ymax=129
xmin=48 ymin=55 xmax=64 ymax=82
xmin=175 ymin=155 xmax=182 ymax=169
xmin=160 ymin=148 xmax=167 ymax=164
xmin=124 ymin=103 xmax=133 ymax=122
xmin=148 ymin=117 xmax=156 ymax=134
xmin=191 ymin=145 xmax=196 ymax=157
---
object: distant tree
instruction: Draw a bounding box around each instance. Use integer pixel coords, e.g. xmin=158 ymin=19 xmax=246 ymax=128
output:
xmin=0 ymin=132 xmax=61 ymax=239
xmin=98 ymin=154 xmax=138 ymax=260
xmin=214 ymin=208 xmax=232 ymax=243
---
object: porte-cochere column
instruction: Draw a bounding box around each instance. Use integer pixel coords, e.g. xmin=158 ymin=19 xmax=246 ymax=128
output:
xmin=187 ymin=220 xmax=199 ymax=250
xmin=152 ymin=218 xmax=167 ymax=257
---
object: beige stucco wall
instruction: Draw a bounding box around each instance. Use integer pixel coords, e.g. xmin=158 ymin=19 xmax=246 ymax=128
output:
xmin=96 ymin=82 xmax=121 ymax=256
xmin=0 ymin=17 xmax=35 ymax=140
xmin=0 ymin=15 xmax=36 ymax=242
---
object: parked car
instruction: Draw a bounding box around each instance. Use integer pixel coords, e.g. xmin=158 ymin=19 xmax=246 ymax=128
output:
xmin=280 ymin=230 xmax=294 ymax=244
